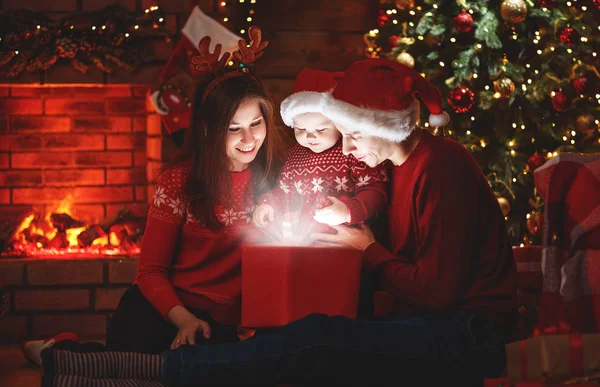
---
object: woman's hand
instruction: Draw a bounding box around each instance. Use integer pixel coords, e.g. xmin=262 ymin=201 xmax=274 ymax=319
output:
xmin=252 ymin=203 xmax=274 ymax=228
xmin=311 ymin=223 xmax=376 ymax=251
xmin=313 ymin=197 xmax=351 ymax=226
xmin=168 ymin=305 xmax=212 ymax=350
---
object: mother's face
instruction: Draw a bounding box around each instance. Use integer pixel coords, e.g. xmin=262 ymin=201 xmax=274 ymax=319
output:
xmin=336 ymin=123 xmax=392 ymax=168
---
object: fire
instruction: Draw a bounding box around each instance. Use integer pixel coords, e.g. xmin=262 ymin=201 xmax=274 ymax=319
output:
xmin=3 ymin=196 xmax=144 ymax=257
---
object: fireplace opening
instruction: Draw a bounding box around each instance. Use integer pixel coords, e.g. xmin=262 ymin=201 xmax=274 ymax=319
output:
xmin=2 ymin=196 xmax=144 ymax=258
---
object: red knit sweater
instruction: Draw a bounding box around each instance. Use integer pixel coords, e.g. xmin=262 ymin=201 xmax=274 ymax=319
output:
xmin=261 ymin=141 xmax=390 ymax=223
xmin=364 ymin=130 xmax=517 ymax=330
xmin=136 ymin=166 xmax=256 ymax=325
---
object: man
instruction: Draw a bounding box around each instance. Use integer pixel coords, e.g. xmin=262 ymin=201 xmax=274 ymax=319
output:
xmin=42 ymin=59 xmax=516 ymax=387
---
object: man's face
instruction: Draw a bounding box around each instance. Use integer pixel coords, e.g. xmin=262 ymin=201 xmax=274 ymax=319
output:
xmin=336 ymin=123 xmax=391 ymax=167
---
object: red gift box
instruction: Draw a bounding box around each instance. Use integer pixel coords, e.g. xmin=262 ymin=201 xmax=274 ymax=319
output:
xmin=513 ymin=246 xmax=543 ymax=290
xmin=241 ymin=245 xmax=363 ymax=328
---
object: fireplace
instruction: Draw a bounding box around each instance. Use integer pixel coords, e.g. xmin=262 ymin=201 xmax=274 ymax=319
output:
xmin=0 ymin=84 xmax=174 ymax=343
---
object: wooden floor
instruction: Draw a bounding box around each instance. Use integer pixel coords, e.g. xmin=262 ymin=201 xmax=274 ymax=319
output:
xmin=0 ymin=345 xmax=42 ymax=387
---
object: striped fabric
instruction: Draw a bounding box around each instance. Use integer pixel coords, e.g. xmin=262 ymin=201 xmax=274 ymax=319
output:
xmin=52 ymin=349 xmax=162 ymax=380
xmin=52 ymin=375 xmax=166 ymax=387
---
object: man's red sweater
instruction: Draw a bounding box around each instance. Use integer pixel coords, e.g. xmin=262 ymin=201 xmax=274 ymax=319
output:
xmin=364 ymin=130 xmax=517 ymax=331
xmin=136 ymin=166 xmax=256 ymax=325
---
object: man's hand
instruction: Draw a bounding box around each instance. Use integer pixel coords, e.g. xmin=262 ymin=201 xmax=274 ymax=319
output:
xmin=252 ymin=203 xmax=274 ymax=228
xmin=310 ymin=223 xmax=376 ymax=251
xmin=313 ymin=196 xmax=351 ymax=226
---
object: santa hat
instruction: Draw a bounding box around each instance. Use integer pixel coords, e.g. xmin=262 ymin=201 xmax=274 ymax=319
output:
xmin=280 ymin=69 xmax=344 ymax=127
xmin=323 ymin=58 xmax=450 ymax=143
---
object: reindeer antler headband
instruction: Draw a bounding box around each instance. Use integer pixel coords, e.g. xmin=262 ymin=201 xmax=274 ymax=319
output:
xmin=189 ymin=26 xmax=268 ymax=102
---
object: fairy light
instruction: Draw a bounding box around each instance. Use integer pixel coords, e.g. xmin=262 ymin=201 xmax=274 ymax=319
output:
xmin=466 ymin=130 xmax=471 ymax=135
xmin=571 ymin=139 xmax=576 ymax=144
xmin=485 ymin=85 xmax=490 ymax=90
xmin=37 ymin=25 xmax=41 ymax=29
xmin=551 ymin=91 xmax=556 ymax=97
xmin=433 ymin=4 xmax=438 ymax=9
xmin=535 ymin=70 xmax=539 ymax=74
xmin=92 ymin=26 xmax=97 ymax=30
xmin=450 ymin=37 xmax=456 ymax=43
xmin=223 ymin=17 xmax=229 ymax=22
xmin=393 ymin=20 xmax=399 ymax=24
xmin=409 ymin=22 xmax=414 ymax=27
xmin=512 ymin=177 xmax=517 ymax=182
xmin=581 ymin=37 xmax=588 ymax=43
xmin=522 ymin=84 xmax=527 ymax=91
xmin=473 ymin=73 xmax=478 ymax=78
xmin=537 ymin=49 xmax=542 ymax=55
xmin=471 ymin=116 xmax=475 ymax=121
xmin=134 ymin=25 xmax=139 ymax=29
xmin=521 ymin=125 xmax=525 ymax=130
xmin=480 ymin=140 xmax=487 ymax=148
xmin=417 ymin=35 xmax=423 ymax=39
xmin=125 ymin=33 xmax=130 ymax=37
xmin=563 ymin=135 xmax=568 ymax=141
xmin=439 ymin=61 xmax=445 ymax=67
xmin=409 ymin=10 xmax=416 ymax=16
xmin=581 ymin=5 xmax=587 ymax=11
xmin=476 ymin=43 xmax=482 ymax=50
xmin=512 ymin=123 xmax=517 ymax=129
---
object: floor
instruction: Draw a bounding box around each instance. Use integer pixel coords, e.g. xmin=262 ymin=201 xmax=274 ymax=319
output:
xmin=0 ymin=345 xmax=41 ymax=387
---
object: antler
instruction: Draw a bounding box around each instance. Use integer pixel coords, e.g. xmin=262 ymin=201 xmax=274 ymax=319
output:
xmin=232 ymin=26 xmax=268 ymax=68
xmin=189 ymin=36 xmax=231 ymax=76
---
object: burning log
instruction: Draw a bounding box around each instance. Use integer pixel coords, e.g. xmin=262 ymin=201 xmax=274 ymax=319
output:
xmin=50 ymin=213 xmax=85 ymax=232
xmin=76 ymin=225 xmax=107 ymax=247
xmin=48 ymin=231 xmax=69 ymax=249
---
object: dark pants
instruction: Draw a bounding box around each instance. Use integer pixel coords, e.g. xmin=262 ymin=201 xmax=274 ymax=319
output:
xmin=162 ymin=310 xmax=507 ymax=386
xmin=55 ymin=285 xmax=240 ymax=354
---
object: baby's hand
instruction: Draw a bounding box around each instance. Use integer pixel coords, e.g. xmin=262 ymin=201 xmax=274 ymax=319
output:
xmin=252 ymin=203 xmax=275 ymax=228
xmin=313 ymin=196 xmax=350 ymax=226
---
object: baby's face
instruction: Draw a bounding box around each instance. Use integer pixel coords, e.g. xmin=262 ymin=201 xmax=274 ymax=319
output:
xmin=292 ymin=112 xmax=341 ymax=153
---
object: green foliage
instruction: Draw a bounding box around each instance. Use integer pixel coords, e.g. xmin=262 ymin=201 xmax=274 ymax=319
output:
xmin=368 ymin=0 xmax=600 ymax=245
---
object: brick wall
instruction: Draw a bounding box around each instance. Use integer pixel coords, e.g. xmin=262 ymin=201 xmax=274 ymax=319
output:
xmin=0 ymin=85 xmax=153 ymax=224
xmin=0 ymin=257 xmax=138 ymax=343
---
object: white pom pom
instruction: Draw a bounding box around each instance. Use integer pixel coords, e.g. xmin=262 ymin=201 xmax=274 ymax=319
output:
xmin=429 ymin=111 xmax=450 ymax=127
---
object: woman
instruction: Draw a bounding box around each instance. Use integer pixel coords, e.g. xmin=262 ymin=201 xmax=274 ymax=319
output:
xmin=24 ymin=28 xmax=286 ymax=363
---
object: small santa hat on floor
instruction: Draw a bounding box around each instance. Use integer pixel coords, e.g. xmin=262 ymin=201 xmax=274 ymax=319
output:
xmin=323 ymin=58 xmax=450 ymax=143
xmin=280 ymin=69 xmax=345 ymax=127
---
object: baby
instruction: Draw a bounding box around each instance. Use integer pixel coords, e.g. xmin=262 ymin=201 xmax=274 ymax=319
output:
xmin=253 ymin=68 xmax=390 ymax=243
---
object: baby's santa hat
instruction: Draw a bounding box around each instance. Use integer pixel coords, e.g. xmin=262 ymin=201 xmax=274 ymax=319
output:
xmin=280 ymin=69 xmax=344 ymax=127
xmin=323 ymin=58 xmax=449 ymax=143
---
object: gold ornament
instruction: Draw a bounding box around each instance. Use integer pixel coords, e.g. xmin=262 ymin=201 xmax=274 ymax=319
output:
xmin=497 ymin=196 xmax=511 ymax=216
xmin=575 ymin=113 xmax=596 ymax=135
xmin=500 ymin=0 xmax=528 ymax=24
xmin=395 ymin=51 xmax=415 ymax=68
xmin=493 ymin=77 xmax=515 ymax=98
xmin=526 ymin=210 xmax=543 ymax=235
xmin=395 ymin=0 xmax=415 ymax=10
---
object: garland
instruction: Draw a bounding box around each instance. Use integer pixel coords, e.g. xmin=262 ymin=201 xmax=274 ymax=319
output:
xmin=0 ymin=4 xmax=170 ymax=78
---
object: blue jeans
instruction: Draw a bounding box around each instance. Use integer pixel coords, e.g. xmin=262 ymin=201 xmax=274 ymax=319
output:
xmin=162 ymin=310 xmax=507 ymax=386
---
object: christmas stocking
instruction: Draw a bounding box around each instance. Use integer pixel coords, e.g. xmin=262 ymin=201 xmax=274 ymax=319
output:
xmin=149 ymin=5 xmax=240 ymax=147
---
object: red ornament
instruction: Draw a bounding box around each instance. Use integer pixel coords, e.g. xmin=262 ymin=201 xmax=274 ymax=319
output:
xmin=527 ymin=152 xmax=547 ymax=172
xmin=551 ymin=91 xmax=570 ymax=112
xmin=388 ymin=35 xmax=402 ymax=48
xmin=572 ymin=77 xmax=588 ymax=94
xmin=377 ymin=10 xmax=390 ymax=27
xmin=452 ymin=11 xmax=474 ymax=33
xmin=559 ymin=27 xmax=578 ymax=46
xmin=538 ymin=0 xmax=555 ymax=8
xmin=447 ymin=87 xmax=475 ymax=113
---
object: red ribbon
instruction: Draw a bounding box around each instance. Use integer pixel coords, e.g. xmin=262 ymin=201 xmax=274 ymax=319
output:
xmin=520 ymin=339 xmax=528 ymax=381
xmin=568 ymin=333 xmax=584 ymax=377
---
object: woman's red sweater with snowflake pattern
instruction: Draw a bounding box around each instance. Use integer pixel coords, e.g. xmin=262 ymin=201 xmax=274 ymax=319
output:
xmin=135 ymin=166 xmax=256 ymax=325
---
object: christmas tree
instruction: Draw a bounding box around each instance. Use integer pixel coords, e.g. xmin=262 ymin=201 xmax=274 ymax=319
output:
xmin=366 ymin=0 xmax=600 ymax=245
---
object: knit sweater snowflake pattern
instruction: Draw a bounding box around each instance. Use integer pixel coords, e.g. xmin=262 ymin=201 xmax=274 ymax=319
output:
xmin=136 ymin=166 xmax=256 ymax=324
xmin=261 ymin=141 xmax=390 ymax=224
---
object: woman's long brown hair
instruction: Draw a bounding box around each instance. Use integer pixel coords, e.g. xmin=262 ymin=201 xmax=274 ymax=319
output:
xmin=165 ymin=72 xmax=286 ymax=230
